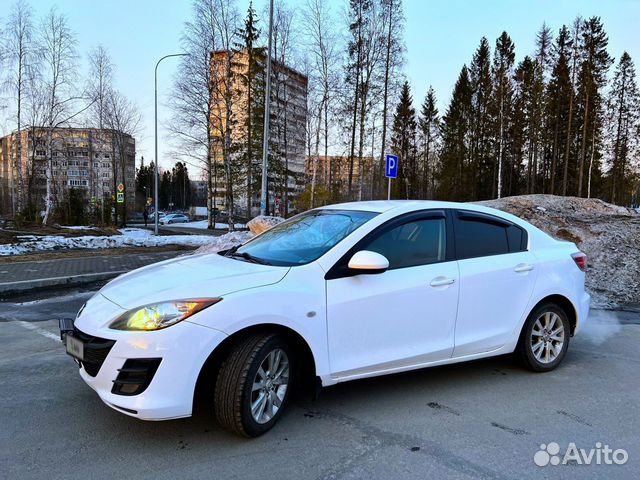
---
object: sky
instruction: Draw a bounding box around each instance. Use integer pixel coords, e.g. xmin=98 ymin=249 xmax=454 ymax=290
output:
xmin=12 ymin=0 xmax=640 ymax=177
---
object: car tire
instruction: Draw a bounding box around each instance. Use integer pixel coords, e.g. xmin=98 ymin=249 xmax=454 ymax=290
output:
xmin=214 ymin=334 xmax=294 ymax=437
xmin=517 ymin=303 xmax=571 ymax=372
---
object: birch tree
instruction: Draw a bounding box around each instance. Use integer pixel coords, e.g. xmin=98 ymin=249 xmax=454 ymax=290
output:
xmin=104 ymin=88 xmax=141 ymax=226
xmin=210 ymin=0 xmax=241 ymax=229
xmin=3 ymin=0 xmax=36 ymax=214
xmin=170 ymin=0 xmax=219 ymax=228
xmin=39 ymin=7 xmax=80 ymax=225
xmin=304 ymin=0 xmax=339 ymax=207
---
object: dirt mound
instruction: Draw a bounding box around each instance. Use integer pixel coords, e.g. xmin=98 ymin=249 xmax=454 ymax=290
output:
xmin=477 ymin=195 xmax=640 ymax=308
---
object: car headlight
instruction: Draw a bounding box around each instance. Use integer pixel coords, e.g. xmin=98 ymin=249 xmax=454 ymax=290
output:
xmin=109 ymin=298 xmax=221 ymax=331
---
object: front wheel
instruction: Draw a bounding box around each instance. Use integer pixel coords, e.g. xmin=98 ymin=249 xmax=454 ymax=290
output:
xmin=214 ymin=334 xmax=293 ymax=437
xmin=517 ymin=303 xmax=570 ymax=372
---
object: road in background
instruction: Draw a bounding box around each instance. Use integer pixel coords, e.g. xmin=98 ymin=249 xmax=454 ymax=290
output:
xmin=1 ymin=288 xmax=638 ymax=480
xmin=0 ymin=251 xmax=186 ymax=296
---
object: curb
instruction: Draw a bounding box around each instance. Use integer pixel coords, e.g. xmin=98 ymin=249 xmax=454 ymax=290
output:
xmin=0 ymin=270 xmax=127 ymax=296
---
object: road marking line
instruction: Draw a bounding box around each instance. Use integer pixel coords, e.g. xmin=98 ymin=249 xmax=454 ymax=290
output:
xmin=16 ymin=320 xmax=61 ymax=342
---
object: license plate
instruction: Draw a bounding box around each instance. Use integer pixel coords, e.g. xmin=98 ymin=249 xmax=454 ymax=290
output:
xmin=66 ymin=335 xmax=84 ymax=361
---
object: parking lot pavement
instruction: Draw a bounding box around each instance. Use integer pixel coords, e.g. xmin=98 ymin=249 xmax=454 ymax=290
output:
xmin=0 ymin=251 xmax=184 ymax=296
xmin=1 ymin=290 xmax=638 ymax=480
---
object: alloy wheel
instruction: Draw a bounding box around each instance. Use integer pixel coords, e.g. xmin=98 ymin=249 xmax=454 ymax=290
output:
xmin=250 ymin=348 xmax=289 ymax=424
xmin=530 ymin=311 xmax=565 ymax=364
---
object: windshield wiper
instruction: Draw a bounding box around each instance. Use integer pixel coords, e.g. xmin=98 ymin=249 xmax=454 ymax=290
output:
xmin=229 ymin=251 xmax=270 ymax=265
xmin=224 ymin=245 xmax=240 ymax=256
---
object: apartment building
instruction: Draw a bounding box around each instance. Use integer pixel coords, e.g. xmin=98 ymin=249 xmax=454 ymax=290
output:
xmin=306 ymin=155 xmax=375 ymax=192
xmin=210 ymin=49 xmax=308 ymax=217
xmin=0 ymin=127 xmax=135 ymax=216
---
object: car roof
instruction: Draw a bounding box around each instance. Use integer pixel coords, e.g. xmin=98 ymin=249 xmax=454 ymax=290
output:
xmin=317 ymin=200 xmax=495 ymax=214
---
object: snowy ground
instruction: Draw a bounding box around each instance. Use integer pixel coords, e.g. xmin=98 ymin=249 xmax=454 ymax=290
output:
xmin=0 ymin=228 xmax=252 ymax=256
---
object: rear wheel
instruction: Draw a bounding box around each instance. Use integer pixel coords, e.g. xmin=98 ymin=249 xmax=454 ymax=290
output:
xmin=214 ymin=334 xmax=293 ymax=437
xmin=517 ymin=303 xmax=570 ymax=372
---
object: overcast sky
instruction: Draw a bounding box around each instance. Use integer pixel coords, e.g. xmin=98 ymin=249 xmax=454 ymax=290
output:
xmin=15 ymin=0 xmax=640 ymax=177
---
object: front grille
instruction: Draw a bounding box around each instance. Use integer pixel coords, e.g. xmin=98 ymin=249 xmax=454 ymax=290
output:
xmin=73 ymin=327 xmax=115 ymax=377
xmin=112 ymin=358 xmax=162 ymax=396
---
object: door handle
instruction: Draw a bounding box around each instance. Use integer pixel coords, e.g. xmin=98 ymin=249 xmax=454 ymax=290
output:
xmin=430 ymin=276 xmax=455 ymax=287
xmin=514 ymin=263 xmax=534 ymax=273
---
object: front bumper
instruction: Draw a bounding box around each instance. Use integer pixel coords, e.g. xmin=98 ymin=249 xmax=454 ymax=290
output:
xmin=62 ymin=312 xmax=227 ymax=420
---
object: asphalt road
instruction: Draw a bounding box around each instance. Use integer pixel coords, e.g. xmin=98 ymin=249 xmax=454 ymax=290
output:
xmin=1 ymin=288 xmax=638 ymax=480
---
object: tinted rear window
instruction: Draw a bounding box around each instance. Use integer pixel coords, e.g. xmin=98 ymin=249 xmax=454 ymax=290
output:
xmin=455 ymin=218 xmax=509 ymax=259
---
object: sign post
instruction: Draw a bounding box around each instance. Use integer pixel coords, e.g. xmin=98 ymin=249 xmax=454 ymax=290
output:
xmin=385 ymin=154 xmax=398 ymax=200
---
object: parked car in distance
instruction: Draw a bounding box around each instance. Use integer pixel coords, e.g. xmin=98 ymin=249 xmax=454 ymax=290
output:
xmin=159 ymin=213 xmax=189 ymax=225
xmin=60 ymin=200 xmax=590 ymax=438
xmin=128 ymin=212 xmax=144 ymax=222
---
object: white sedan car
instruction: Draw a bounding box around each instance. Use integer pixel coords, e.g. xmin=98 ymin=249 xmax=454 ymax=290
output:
xmin=159 ymin=213 xmax=189 ymax=225
xmin=60 ymin=201 xmax=590 ymax=437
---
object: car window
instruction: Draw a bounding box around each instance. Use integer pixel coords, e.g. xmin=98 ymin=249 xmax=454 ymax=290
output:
xmin=455 ymin=217 xmax=510 ymax=259
xmin=233 ymin=209 xmax=378 ymax=266
xmin=361 ymin=218 xmax=446 ymax=269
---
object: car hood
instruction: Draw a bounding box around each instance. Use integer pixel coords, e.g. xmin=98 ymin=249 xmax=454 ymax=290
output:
xmin=98 ymin=252 xmax=290 ymax=310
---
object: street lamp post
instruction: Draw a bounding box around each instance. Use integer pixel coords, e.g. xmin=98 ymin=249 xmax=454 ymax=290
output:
xmin=154 ymin=53 xmax=188 ymax=235
xmin=260 ymin=0 xmax=274 ymax=216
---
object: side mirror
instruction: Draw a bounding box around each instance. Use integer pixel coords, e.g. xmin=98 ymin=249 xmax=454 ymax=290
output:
xmin=347 ymin=250 xmax=389 ymax=274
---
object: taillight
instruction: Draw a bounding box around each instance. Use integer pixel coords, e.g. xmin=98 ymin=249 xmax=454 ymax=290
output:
xmin=571 ymin=252 xmax=587 ymax=272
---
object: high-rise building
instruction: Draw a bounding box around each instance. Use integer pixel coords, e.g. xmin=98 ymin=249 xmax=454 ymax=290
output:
xmin=0 ymin=127 xmax=135 ymax=217
xmin=210 ymin=49 xmax=308 ymax=217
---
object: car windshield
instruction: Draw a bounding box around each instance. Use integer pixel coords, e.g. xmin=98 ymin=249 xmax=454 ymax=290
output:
xmin=229 ymin=209 xmax=378 ymax=266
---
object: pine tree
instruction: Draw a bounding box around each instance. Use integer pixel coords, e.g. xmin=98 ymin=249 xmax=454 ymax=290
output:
xmin=575 ymin=16 xmax=612 ymax=197
xmin=439 ymin=66 xmax=473 ymax=200
xmin=236 ymin=2 xmax=263 ymax=216
xmin=606 ymin=52 xmax=640 ymax=204
xmin=345 ymin=0 xmax=372 ymax=197
xmin=468 ymin=37 xmax=493 ymax=199
xmin=491 ymin=32 xmax=516 ymax=198
xmin=418 ymin=86 xmax=439 ymax=198
xmin=512 ymin=56 xmax=536 ymax=196
xmin=390 ymin=81 xmax=417 ymax=198
xmin=545 ymin=25 xmax=573 ymax=194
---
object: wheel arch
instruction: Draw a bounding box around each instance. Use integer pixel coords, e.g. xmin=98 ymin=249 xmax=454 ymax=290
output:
xmin=192 ymin=323 xmax=318 ymax=413
xmin=526 ymin=294 xmax=578 ymax=336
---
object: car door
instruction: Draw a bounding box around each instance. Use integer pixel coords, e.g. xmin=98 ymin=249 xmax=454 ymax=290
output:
xmin=451 ymin=210 xmax=538 ymax=357
xmin=325 ymin=210 xmax=460 ymax=379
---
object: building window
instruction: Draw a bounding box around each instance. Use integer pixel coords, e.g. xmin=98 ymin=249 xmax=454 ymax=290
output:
xmin=36 ymin=149 xmax=46 ymax=156
xmin=68 ymin=179 xmax=88 ymax=187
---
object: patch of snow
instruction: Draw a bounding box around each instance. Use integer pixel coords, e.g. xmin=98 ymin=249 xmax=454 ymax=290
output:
xmin=192 ymin=231 xmax=254 ymax=255
xmin=0 ymin=228 xmax=216 ymax=256
xmin=59 ymin=225 xmax=99 ymax=231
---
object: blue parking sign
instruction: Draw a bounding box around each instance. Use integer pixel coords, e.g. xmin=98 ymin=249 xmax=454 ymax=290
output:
xmin=385 ymin=155 xmax=398 ymax=178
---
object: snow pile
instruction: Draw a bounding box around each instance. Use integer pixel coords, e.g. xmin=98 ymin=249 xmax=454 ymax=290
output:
xmin=0 ymin=228 xmax=216 ymax=256
xmin=59 ymin=225 xmax=99 ymax=231
xmin=478 ymin=194 xmax=640 ymax=307
xmin=191 ymin=231 xmax=254 ymax=255
xmin=247 ymin=215 xmax=284 ymax=235
xmin=191 ymin=215 xmax=283 ymax=255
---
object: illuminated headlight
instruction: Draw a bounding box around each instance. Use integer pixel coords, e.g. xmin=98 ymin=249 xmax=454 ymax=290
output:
xmin=109 ymin=298 xmax=221 ymax=331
